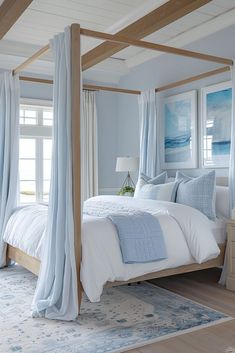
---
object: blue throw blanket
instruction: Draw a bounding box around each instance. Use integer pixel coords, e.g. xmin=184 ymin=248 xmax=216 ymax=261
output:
xmin=108 ymin=211 xmax=167 ymax=264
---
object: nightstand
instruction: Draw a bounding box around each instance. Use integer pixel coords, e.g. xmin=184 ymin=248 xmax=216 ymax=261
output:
xmin=226 ymin=220 xmax=235 ymax=291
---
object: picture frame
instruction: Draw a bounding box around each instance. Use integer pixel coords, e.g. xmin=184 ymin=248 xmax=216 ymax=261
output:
xmin=201 ymin=81 xmax=232 ymax=168
xmin=162 ymin=90 xmax=197 ymax=169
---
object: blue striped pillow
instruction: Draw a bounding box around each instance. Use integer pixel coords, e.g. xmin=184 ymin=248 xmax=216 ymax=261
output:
xmin=175 ymin=171 xmax=216 ymax=220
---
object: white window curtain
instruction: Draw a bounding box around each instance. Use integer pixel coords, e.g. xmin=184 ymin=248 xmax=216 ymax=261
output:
xmin=81 ymin=90 xmax=98 ymax=204
xmin=219 ymin=63 xmax=235 ymax=286
xmin=0 ymin=72 xmax=19 ymax=267
xmin=32 ymin=27 xmax=78 ymax=320
xmin=138 ymin=89 xmax=160 ymax=178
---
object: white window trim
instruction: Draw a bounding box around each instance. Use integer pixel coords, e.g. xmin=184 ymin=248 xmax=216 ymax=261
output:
xmin=19 ymin=98 xmax=53 ymax=204
xmin=20 ymin=97 xmax=53 ymax=107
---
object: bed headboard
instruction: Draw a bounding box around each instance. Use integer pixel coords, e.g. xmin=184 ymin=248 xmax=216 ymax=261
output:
xmin=216 ymin=177 xmax=228 ymax=187
xmin=169 ymin=176 xmax=229 ymax=187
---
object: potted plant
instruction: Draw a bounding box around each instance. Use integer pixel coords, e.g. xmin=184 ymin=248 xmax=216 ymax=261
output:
xmin=118 ymin=186 xmax=135 ymax=197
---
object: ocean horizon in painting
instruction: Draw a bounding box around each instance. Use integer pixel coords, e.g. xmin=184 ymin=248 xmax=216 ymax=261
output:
xmin=164 ymin=98 xmax=192 ymax=163
xmin=204 ymin=87 xmax=232 ymax=167
xmin=207 ymin=88 xmax=232 ymax=155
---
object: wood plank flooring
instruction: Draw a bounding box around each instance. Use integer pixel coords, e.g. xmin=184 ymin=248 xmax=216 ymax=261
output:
xmin=124 ymin=268 xmax=235 ymax=353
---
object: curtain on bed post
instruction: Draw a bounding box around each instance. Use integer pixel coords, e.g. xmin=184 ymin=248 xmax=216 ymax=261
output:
xmin=81 ymin=90 xmax=98 ymax=203
xmin=0 ymin=72 xmax=19 ymax=268
xmin=138 ymin=89 xmax=160 ymax=178
xmin=229 ymin=63 xmax=235 ymax=212
xmin=219 ymin=63 xmax=235 ymax=286
xmin=32 ymin=27 xmax=78 ymax=320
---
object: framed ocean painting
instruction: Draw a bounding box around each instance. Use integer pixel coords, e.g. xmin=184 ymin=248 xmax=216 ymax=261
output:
xmin=201 ymin=81 xmax=232 ymax=168
xmin=162 ymin=90 xmax=197 ymax=169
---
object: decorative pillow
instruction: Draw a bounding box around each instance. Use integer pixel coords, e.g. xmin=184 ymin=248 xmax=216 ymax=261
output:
xmin=175 ymin=170 xmax=216 ymax=220
xmin=135 ymin=181 xmax=179 ymax=202
xmin=216 ymin=186 xmax=229 ymax=219
xmin=134 ymin=171 xmax=167 ymax=198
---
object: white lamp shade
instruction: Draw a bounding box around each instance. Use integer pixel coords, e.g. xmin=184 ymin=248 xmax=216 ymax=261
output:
xmin=116 ymin=157 xmax=139 ymax=172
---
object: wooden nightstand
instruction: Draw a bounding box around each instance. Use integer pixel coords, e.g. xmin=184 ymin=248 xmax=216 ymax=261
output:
xmin=226 ymin=220 xmax=235 ymax=291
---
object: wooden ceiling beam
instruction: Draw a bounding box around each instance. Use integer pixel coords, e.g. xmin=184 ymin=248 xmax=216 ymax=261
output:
xmin=81 ymin=0 xmax=213 ymax=71
xmin=0 ymin=0 xmax=33 ymax=40
xmin=81 ymin=28 xmax=233 ymax=66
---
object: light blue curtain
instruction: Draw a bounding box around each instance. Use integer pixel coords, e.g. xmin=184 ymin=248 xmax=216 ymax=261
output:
xmin=81 ymin=90 xmax=98 ymax=204
xmin=138 ymin=89 xmax=160 ymax=178
xmin=32 ymin=27 xmax=78 ymax=320
xmin=0 ymin=72 xmax=19 ymax=268
xmin=229 ymin=63 xmax=235 ymax=212
xmin=219 ymin=64 xmax=234 ymax=286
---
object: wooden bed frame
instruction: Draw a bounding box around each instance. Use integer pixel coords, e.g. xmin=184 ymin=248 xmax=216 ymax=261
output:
xmin=7 ymin=243 xmax=226 ymax=286
xmin=7 ymin=13 xmax=233 ymax=310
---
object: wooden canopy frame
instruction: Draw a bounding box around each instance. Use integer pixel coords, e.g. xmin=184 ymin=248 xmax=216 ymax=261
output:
xmin=8 ymin=22 xmax=232 ymax=311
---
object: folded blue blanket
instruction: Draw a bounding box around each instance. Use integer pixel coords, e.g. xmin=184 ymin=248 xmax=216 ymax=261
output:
xmin=108 ymin=211 xmax=167 ymax=264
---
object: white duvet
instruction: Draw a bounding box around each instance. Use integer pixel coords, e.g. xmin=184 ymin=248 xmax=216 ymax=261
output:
xmin=4 ymin=196 xmax=220 ymax=302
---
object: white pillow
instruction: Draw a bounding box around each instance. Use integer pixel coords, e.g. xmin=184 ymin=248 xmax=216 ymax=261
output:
xmin=216 ymin=186 xmax=229 ymax=219
xmin=135 ymin=181 xmax=179 ymax=202
xmin=134 ymin=172 xmax=167 ymax=197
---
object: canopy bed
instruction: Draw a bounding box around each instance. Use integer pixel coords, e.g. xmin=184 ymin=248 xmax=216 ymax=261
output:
xmin=0 ymin=22 xmax=234 ymax=321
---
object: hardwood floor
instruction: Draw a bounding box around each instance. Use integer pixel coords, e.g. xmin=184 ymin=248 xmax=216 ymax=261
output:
xmin=125 ymin=268 xmax=235 ymax=353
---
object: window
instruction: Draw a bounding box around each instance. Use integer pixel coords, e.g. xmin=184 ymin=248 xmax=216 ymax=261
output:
xmin=19 ymin=100 xmax=53 ymax=204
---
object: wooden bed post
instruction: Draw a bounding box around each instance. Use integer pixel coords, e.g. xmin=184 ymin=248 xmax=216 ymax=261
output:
xmin=71 ymin=23 xmax=83 ymax=313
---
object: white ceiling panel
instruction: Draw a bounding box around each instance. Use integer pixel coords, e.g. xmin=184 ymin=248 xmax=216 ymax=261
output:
xmin=112 ymin=1 xmax=235 ymax=62
xmin=212 ymin=0 xmax=235 ymax=9
xmin=4 ymin=0 xmax=147 ymax=45
xmin=197 ymin=3 xmax=228 ymax=16
xmin=1 ymin=0 xmax=235 ymax=82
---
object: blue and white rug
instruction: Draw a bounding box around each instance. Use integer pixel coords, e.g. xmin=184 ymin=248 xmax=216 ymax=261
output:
xmin=0 ymin=266 xmax=231 ymax=353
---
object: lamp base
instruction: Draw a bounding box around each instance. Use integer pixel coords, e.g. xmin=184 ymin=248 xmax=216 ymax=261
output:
xmin=118 ymin=172 xmax=135 ymax=196
xmin=121 ymin=172 xmax=135 ymax=189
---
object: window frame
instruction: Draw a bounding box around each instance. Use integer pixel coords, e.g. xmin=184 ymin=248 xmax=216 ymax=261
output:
xmin=19 ymin=98 xmax=53 ymax=204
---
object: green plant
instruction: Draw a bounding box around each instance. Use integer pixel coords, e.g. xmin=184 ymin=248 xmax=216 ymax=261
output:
xmin=118 ymin=186 xmax=135 ymax=196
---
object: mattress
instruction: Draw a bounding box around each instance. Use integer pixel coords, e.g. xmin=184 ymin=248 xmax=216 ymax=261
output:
xmin=3 ymin=198 xmax=226 ymax=302
xmin=209 ymin=218 xmax=227 ymax=244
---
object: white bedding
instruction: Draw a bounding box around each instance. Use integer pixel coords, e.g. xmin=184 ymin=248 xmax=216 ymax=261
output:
xmin=3 ymin=196 xmax=223 ymax=302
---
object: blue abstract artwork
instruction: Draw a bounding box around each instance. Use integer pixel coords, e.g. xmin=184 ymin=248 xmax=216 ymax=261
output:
xmin=163 ymin=91 xmax=197 ymax=168
xmin=203 ymin=82 xmax=232 ymax=167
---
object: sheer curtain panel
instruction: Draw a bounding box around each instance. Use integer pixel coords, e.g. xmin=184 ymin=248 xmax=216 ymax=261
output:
xmin=229 ymin=63 xmax=235 ymax=212
xmin=32 ymin=28 xmax=78 ymax=320
xmin=219 ymin=63 xmax=235 ymax=286
xmin=138 ymin=89 xmax=160 ymax=178
xmin=0 ymin=72 xmax=19 ymax=267
xmin=81 ymin=90 xmax=98 ymax=204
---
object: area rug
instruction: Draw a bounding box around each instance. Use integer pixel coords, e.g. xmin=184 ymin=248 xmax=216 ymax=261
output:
xmin=0 ymin=266 xmax=231 ymax=353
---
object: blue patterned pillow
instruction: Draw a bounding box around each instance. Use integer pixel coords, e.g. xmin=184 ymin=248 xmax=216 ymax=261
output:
xmin=175 ymin=171 xmax=216 ymax=220
xmin=134 ymin=172 xmax=167 ymax=198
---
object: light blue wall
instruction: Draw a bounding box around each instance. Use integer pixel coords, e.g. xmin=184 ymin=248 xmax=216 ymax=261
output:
xmin=116 ymin=24 xmax=235 ymax=181
xmin=96 ymin=90 xmax=118 ymax=192
xmin=4 ymin=23 xmax=235 ymax=192
xmin=20 ymin=80 xmax=53 ymax=101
